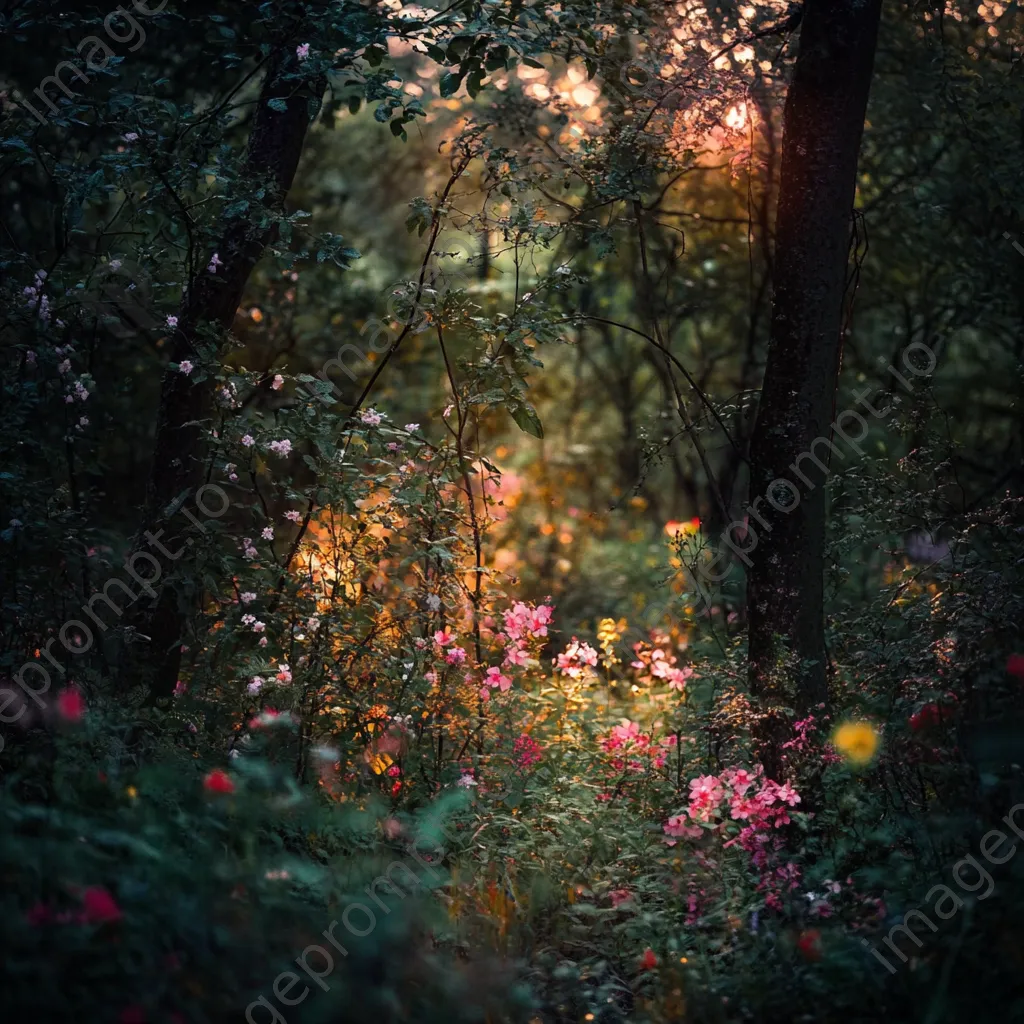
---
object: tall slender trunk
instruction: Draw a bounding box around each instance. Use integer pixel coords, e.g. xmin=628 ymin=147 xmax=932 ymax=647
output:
xmin=125 ymin=55 xmax=325 ymax=701
xmin=746 ymin=0 xmax=883 ymax=756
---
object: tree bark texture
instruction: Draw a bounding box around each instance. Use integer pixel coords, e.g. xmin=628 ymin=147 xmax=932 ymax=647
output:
xmin=126 ymin=55 xmax=325 ymax=701
xmin=746 ymin=0 xmax=883 ymax=729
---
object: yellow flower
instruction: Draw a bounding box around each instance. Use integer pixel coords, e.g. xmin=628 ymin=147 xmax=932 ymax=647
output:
xmin=832 ymin=721 xmax=879 ymax=765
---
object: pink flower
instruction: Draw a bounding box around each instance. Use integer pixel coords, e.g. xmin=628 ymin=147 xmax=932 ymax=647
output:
xmin=610 ymin=888 xmax=633 ymax=908
xmin=248 ymin=677 xmax=264 ymax=695
xmin=433 ymin=628 xmax=454 ymax=647
xmin=360 ymin=408 xmax=383 ymax=426
xmin=207 ymin=253 xmax=222 ymax=273
xmin=296 ymin=42 xmax=310 ymax=60
xmin=275 ymin=663 xmax=292 ymax=684
xmin=240 ymin=592 xmax=256 ymax=604
xmin=56 ymin=686 xmax=85 ymax=722
xmin=485 ymin=666 xmax=512 ymax=692
xmin=165 ymin=315 xmax=178 ymax=328
xmin=665 ymin=666 xmax=694 ymax=691
xmin=773 ymin=781 xmax=801 ymax=806
xmin=268 ymin=439 xmax=292 ymax=456
xmin=446 ymin=646 xmax=466 ymax=665
xmin=721 ymin=767 xmax=758 ymax=795
xmin=241 ymin=434 xmax=255 ymax=447
xmin=261 ymin=526 xmax=274 ymax=540
xmin=285 ymin=510 xmax=302 ymax=522
xmin=611 ymin=719 xmax=640 ymax=744
xmin=271 ymin=374 xmax=284 ymax=390
xmin=81 ymin=887 xmax=122 ymax=924
xmin=504 ymin=644 xmax=529 ymax=667
xmin=663 ymin=814 xmax=702 ymax=844
xmin=729 ymin=795 xmax=760 ymax=821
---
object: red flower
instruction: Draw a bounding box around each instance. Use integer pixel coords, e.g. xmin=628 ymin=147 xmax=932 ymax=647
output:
xmin=56 ymin=685 xmax=85 ymax=722
xmin=203 ymin=769 xmax=235 ymax=794
xmin=640 ymin=947 xmax=658 ymax=970
xmin=910 ymin=703 xmax=941 ymax=732
xmin=1007 ymin=654 xmax=1024 ymax=680
xmin=81 ymin=886 xmax=122 ymax=924
xmin=797 ymin=928 xmax=822 ymax=962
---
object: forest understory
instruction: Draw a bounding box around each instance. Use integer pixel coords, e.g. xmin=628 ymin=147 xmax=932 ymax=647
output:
xmin=2 ymin=1 xmax=1024 ymax=1022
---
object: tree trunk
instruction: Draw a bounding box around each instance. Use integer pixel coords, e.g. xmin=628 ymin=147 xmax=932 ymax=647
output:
xmin=746 ymin=0 xmax=883 ymax=751
xmin=125 ymin=54 xmax=325 ymax=701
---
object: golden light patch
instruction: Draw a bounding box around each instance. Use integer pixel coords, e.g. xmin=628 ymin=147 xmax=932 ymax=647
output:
xmin=832 ymin=721 xmax=880 ymax=765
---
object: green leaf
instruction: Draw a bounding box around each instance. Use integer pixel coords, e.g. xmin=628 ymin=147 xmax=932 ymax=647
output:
xmin=439 ymin=71 xmax=463 ymax=98
xmin=466 ymin=69 xmax=485 ymax=99
xmin=510 ymin=403 xmax=544 ymax=438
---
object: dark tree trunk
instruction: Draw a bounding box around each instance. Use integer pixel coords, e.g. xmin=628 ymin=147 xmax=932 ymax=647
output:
xmin=125 ymin=55 xmax=326 ymax=701
xmin=746 ymin=0 xmax=883 ymax=754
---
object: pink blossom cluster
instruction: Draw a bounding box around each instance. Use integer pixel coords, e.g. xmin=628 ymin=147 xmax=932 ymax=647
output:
xmin=27 ymin=886 xmax=122 ymax=928
xmin=663 ymin=766 xmax=804 ymax=911
xmin=513 ymin=732 xmax=543 ymax=769
xmin=500 ymin=601 xmax=553 ymax=666
xmin=600 ymin=719 xmax=678 ymax=771
xmin=553 ymin=637 xmax=598 ymax=679
xmin=631 ymin=633 xmax=695 ymax=691
xmin=663 ymin=767 xmax=800 ymax=845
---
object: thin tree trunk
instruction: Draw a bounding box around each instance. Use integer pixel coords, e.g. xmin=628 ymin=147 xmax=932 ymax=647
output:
xmin=746 ymin=0 xmax=883 ymax=756
xmin=126 ymin=54 xmax=325 ymax=701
